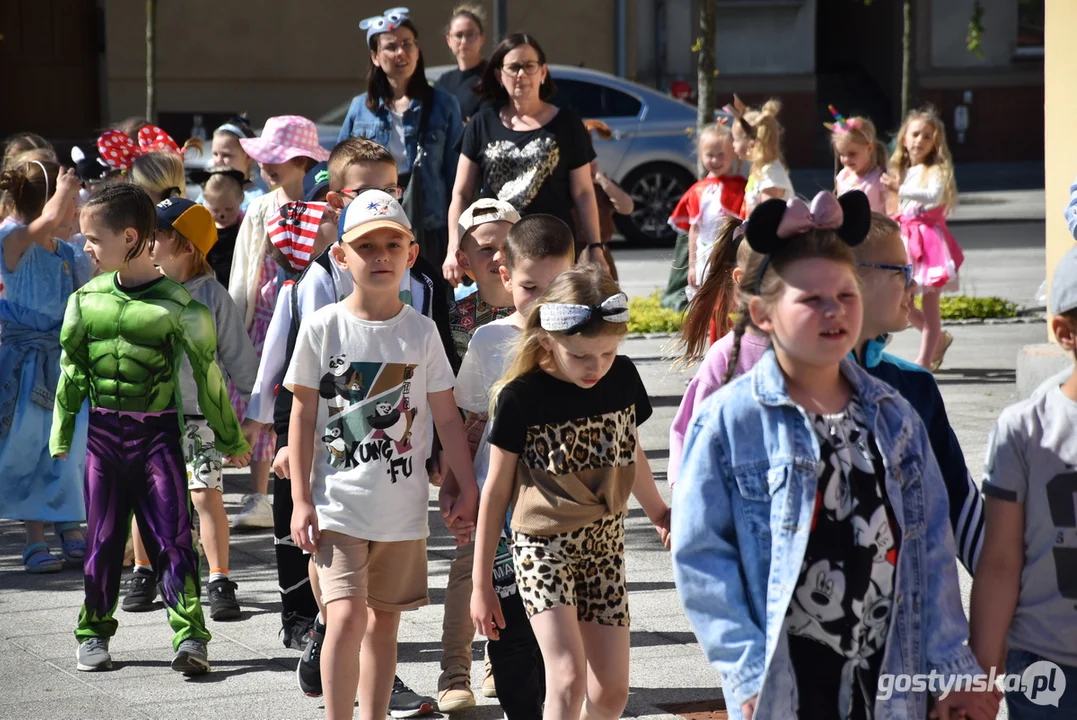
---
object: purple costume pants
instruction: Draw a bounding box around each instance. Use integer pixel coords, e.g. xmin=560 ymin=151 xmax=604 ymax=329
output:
xmin=75 ymin=408 xmax=210 ymax=650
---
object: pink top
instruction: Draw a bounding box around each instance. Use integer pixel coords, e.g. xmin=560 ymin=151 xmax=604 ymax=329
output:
xmin=836 ymin=166 xmax=888 ymax=214
xmin=668 ymin=331 xmax=770 ymax=485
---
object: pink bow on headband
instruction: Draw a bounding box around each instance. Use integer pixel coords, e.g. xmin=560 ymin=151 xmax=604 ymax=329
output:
xmin=776 ymin=192 xmax=844 ymax=238
xmin=96 ymin=125 xmax=183 ymax=172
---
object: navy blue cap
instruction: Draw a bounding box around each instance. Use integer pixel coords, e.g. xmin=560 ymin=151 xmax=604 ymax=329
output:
xmin=303 ymin=161 xmax=330 ymax=202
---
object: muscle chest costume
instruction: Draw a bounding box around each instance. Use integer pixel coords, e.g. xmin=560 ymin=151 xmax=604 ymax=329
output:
xmin=50 ymin=272 xmax=248 ymax=650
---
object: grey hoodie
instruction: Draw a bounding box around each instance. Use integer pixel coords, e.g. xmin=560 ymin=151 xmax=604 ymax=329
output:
xmin=180 ymin=272 xmax=258 ymax=417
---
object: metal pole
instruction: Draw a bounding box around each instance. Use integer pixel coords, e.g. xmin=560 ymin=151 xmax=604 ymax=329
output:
xmin=145 ymin=0 xmax=156 ymax=122
xmin=494 ymin=0 xmax=507 ymax=42
xmin=615 ymin=0 xmax=627 ymax=77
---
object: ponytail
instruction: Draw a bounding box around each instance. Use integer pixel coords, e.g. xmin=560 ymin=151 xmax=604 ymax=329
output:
xmin=721 ymin=311 xmax=752 ymax=386
xmin=680 ymin=216 xmax=745 ymax=364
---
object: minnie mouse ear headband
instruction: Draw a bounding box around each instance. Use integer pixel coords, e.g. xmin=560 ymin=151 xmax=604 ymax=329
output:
xmin=722 ymin=94 xmax=747 ymax=123
xmin=360 ymin=7 xmax=410 ymax=45
xmin=745 ymin=190 xmax=871 ymax=293
xmin=71 ymin=145 xmax=111 ymax=183
xmin=824 ymin=104 xmax=863 ymax=134
xmin=96 ymin=125 xmax=185 ymax=173
xmin=538 ymin=292 xmax=630 ymax=335
xmin=187 ymin=165 xmax=247 ymax=188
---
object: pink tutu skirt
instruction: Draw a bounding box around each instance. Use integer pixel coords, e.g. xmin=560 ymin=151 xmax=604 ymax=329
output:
xmin=896 ymin=207 xmax=964 ymax=291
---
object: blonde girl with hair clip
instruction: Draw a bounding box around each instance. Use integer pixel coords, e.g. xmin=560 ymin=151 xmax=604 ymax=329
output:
xmin=826 ymin=105 xmax=889 ymax=213
xmin=131 ymin=152 xmax=187 ymax=204
xmin=0 ymin=160 xmax=88 ymax=573
xmin=726 ymin=96 xmax=795 ymax=214
xmin=203 ymin=116 xmax=264 ymax=211
xmin=881 ymin=107 xmax=961 ymax=371
xmin=472 ymin=265 xmax=670 ymax=720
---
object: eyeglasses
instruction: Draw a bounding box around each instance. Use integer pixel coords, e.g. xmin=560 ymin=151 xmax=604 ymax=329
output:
xmin=857 ymin=262 xmax=914 ymax=289
xmin=450 ymin=31 xmax=479 ymax=42
xmin=380 ymin=40 xmax=416 ymax=54
xmin=338 ymin=185 xmax=403 ymax=200
xmin=501 ymin=62 xmax=542 ymax=77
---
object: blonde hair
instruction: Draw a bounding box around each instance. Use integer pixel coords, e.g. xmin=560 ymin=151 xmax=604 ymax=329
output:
xmin=131 ymin=152 xmax=186 ymax=203
xmin=739 ymin=99 xmax=786 ymax=169
xmin=697 ymin=123 xmax=731 ymax=156
xmin=857 ymin=212 xmax=901 ymax=259
xmin=0 ymin=160 xmax=59 ymax=221
xmin=159 ymin=228 xmax=214 ymax=278
xmin=490 ymin=265 xmax=626 ymax=415
xmin=830 ymin=117 xmax=887 ymax=173
xmin=3 ymin=133 xmax=56 ymax=169
xmin=889 ymin=107 xmax=957 ymax=212
xmin=447 ymin=4 xmax=486 ymax=34
xmin=204 ymin=172 xmax=244 ymax=202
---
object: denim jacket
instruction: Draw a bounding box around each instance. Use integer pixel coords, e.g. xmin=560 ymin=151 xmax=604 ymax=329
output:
xmin=337 ymin=89 xmax=462 ymax=231
xmin=672 ymin=350 xmax=981 ymax=720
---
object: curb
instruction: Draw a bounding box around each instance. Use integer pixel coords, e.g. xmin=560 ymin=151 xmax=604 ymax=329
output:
xmin=626 ymin=315 xmax=1046 ymax=341
xmin=946 ymin=216 xmax=1044 ymax=226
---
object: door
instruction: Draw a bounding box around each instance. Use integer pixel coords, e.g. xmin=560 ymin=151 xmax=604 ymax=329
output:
xmin=0 ymin=0 xmax=101 ymax=141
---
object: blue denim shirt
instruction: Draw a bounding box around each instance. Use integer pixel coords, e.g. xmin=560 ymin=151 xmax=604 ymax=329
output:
xmin=672 ymin=350 xmax=981 ymax=720
xmin=337 ymin=89 xmax=462 ymax=231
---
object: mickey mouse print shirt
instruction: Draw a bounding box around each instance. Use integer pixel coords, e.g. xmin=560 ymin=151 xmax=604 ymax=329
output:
xmin=487 ymin=356 xmax=652 ymax=536
xmin=783 ymin=397 xmax=900 ymax=720
xmin=461 ymin=106 xmax=595 ymax=238
xmin=284 ymin=303 xmax=455 ymax=541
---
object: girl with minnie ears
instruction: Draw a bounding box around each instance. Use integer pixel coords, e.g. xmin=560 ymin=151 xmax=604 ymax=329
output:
xmin=671 ymin=190 xmax=1000 ymax=720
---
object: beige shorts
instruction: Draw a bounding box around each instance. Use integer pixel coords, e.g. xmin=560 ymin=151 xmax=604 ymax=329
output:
xmin=314 ymin=531 xmax=429 ymax=611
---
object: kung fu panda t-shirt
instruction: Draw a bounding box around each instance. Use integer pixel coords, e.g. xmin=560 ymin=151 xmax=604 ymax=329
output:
xmin=461 ymin=105 xmax=595 ymax=237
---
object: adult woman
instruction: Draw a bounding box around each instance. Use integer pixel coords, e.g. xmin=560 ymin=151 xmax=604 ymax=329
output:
xmin=445 ymin=34 xmax=600 ymax=285
xmin=338 ymin=8 xmax=462 ymax=267
xmin=436 ymin=5 xmax=487 ymax=123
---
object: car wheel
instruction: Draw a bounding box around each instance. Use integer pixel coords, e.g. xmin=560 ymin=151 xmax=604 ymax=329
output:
xmin=615 ymin=163 xmax=696 ymax=245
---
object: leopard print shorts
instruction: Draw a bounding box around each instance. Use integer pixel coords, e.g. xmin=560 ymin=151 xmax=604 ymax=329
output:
xmin=511 ymin=513 xmax=629 ymax=627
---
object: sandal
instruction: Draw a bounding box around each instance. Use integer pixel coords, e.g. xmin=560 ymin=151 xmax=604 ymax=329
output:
xmin=22 ymin=541 xmax=63 ymax=574
xmin=56 ymin=524 xmax=86 ymax=564
xmin=930 ymin=331 xmax=954 ymax=372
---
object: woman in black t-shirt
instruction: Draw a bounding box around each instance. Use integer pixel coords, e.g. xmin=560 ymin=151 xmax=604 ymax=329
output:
xmin=444 ymin=33 xmax=601 ymax=286
xmin=436 ymin=5 xmax=488 ymax=123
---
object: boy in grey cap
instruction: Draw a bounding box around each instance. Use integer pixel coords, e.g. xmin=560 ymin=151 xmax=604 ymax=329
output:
xmin=970 ymin=245 xmax=1077 ymax=719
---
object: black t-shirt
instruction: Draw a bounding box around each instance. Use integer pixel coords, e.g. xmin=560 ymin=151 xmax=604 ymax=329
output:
xmin=435 ymin=62 xmax=487 ymax=123
xmin=460 ymin=106 xmax=596 ymax=237
xmin=206 ymin=223 xmax=239 ymax=288
xmin=488 ymin=356 xmax=652 ymax=535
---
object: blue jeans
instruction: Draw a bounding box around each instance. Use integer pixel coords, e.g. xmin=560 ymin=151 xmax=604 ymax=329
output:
xmin=1005 ymin=649 xmax=1077 ymax=719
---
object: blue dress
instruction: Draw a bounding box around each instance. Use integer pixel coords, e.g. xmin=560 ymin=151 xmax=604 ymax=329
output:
xmin=0 ymin=225 xmax=88 ymax=522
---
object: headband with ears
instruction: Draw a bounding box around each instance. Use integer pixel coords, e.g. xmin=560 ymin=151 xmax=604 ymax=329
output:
xmin=824 ymin=104 xmax=864 ymax=134
xmin=360 ymin=7 xmax=411 ymax=45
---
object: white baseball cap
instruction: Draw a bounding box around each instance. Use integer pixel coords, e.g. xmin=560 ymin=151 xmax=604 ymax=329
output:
xmin=338 ymin=189 xmax=414 ymax=245
xmin=459 ymin=198 xmax=521 ymax=239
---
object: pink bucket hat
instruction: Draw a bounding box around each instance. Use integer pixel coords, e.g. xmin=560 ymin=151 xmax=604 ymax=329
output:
xmin=239 ymin=115 xmax=330 ymax=165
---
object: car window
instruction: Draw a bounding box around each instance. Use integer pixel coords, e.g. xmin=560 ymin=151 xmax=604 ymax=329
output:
xmin=551 ymin=79 xmax=642 ymax=119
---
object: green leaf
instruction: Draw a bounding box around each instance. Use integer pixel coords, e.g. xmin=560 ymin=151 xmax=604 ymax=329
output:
xmin=691 ymin=36 xmax=703 ymax=53
xmin=915 ymin=295 xmax=1019 ymax=320
xmin=628 ymin=292 xmax=685 ymax=334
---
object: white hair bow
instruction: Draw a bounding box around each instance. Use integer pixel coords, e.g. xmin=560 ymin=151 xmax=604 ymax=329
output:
xmin=539 ymin=293 xmax=630 ymax=335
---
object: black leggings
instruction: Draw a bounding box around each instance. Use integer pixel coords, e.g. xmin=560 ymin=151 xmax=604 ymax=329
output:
xmin=272 ymin=454 xmax=319 ymax=628
xmin=488 ymin=568 xmax=545 ymax=720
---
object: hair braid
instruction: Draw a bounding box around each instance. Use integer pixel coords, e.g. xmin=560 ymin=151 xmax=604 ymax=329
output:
xmin=722 ymin=311 xmax=751 ymax=386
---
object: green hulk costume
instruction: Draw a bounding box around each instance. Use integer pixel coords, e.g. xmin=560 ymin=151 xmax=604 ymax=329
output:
xmin=49 ymin=273 xmax=250 ymax=650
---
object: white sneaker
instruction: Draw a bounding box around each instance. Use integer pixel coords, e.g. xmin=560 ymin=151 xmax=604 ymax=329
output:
xmin=232 ymin=493 xmax=273 ymax=529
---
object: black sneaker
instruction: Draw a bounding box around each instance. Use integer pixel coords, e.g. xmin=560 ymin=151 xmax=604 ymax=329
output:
xmin=280 ymin=612 xmax=315 ymax=651
xmin=389 ymin=676 xmax=437 ymax=718
xmin=207 ymin=578 xmax=241 ymax=620
xmin=296 ymin=619 xmax=324 ymax=697
xmin=121 ymin=569 xmax=157 ymax=612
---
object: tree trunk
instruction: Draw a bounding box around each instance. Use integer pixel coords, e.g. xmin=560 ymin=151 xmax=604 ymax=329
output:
xmin=146 ymin=0 xmax=156 ymax=122
xmin=696 ymin=0 xmax=717 ymax=178
xmin=901 ymin=0 xmax=912 ymax=118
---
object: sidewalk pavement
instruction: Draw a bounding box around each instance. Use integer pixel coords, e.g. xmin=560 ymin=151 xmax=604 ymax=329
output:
xmin=949 ymin=189 xmax=1045 ymax=224
xmin=0 ymin=320 xmax=1047 ymax=720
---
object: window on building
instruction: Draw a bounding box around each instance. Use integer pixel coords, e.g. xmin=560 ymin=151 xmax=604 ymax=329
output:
xmin=551 ymin=79 xmax=642 ymax=118
xmin=1016 ymin=0 xmax=1044 ymax=58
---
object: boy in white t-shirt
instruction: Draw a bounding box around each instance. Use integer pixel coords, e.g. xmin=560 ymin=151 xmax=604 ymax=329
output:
xmin=285 ymin=190 xmax=478 ymax=720
xmin=441 ymin=214 xmax=575 ymax=719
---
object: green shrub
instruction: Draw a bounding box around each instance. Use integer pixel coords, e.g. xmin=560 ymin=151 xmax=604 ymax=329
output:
xmin=629 ymin=292 xmax=685 ymax=334
xmin=921 ymin=296 xmax=1020 ymax=320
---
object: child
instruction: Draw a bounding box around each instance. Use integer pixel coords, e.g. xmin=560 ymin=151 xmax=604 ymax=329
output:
xmin=286 ymin=190 xmax=479 ymax=720
xmin=188 ymin=166 xmax=247 ymax=286
xmin=669 ymin=216 xmax=770 ymax=486
xmin=0 ymin=161 xmax=87 ymax=572
xmin=2 ymin=132 xmax=57 ymax=168
xmin=437 ymin=214 xmax=572 ymax=715
xmin=207 ymin=115 xmax=265 ymax=210
xmin=668 ymin=123 xmax=747 ymax=299
xmin=672 ymin=190 xmax=997 ymax=720
xmin=882 ymin=107 xmax=961 ymax=371
xmin=96 ymin=124 xmax=201 ymax=204
xmin=130 ymin=152 xmax=188 ymax=204
xmin=852 ymin=212 xmax=984 ymax=572
xmin=827 ymin=105 xmax=889 ymax=213
xmin=446 ymin=198 xmax=519 ymax=368
xmin=51 ymin=183 xmax=251 ymax=675
xmin=121 ymin=198 xmax=260 ymax=620
xmin=228 ymin=115 xmax=329 ymax=530
xmin=726 ymin=96 xmax=795 ymax=215
xmin=472 ymin=265 xmax=671 ymax=720
xmin=970 ymin=246 xmax=1077 ymax=719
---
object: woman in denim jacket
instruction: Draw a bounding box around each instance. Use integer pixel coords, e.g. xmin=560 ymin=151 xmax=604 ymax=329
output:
xmin=338 ymin=8 xmax=463 ymax=267
xmin=672 ymin=192 xmax=998 ymax=720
